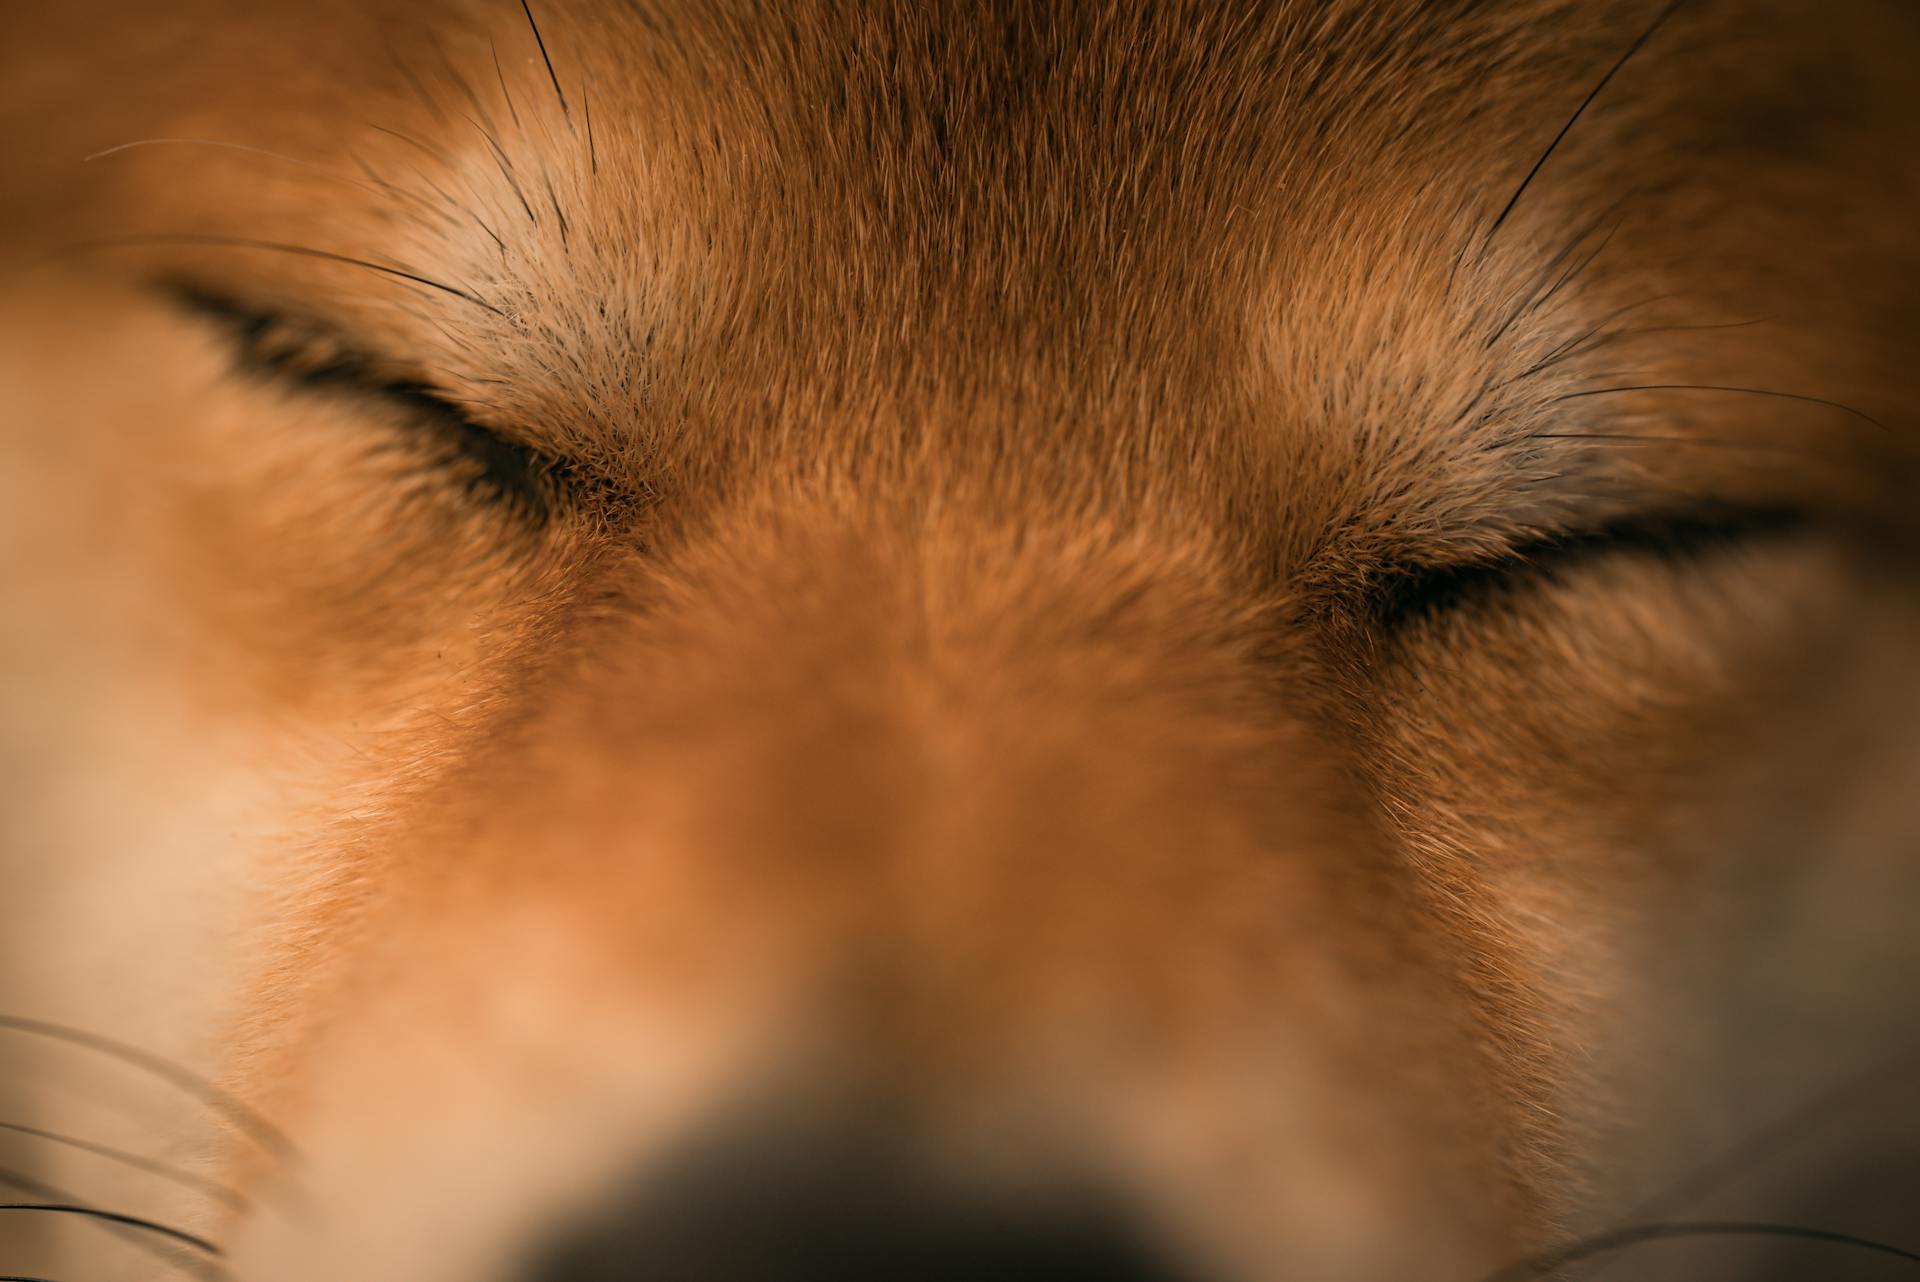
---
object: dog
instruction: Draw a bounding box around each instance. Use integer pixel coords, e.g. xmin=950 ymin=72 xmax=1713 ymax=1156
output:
xmin=4 ymin=1 xmax=1920 ymax=1279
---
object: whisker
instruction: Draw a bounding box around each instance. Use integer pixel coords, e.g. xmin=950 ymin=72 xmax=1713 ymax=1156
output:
xmin=363 ymin=122 xmax=454 ymax=168
xmin=465 ymin=114 xmax=539 ymax=226
xmin=2 ymin=1165 xmax=225 ymax=1279
xmin=386 ymin=42 xmax=450 ymax=128
xmin=1554 ymin=383 xmax=1887 ymax=430
xmin=583 ymin=80 xmax=596 ymax=175
xmin=0 ymin=1203 xmax=219 ymax=1256
xmin=389 ymin=159 xmax=483 ymax=224
xmin=347 ymin=154 xmax=460 ymax=229
xmin=1530 ymin=431 xmax=1849 ymax=462
xmin=1480 ymin=0 xmax=1689 ymax=251
xmin=1528 ymin=217 xmax=1623 ymax=321
xmin=1483 ymin=1219 xmax=1920 ymax=1281
xmin=0 ymin=1016 xmax=293 ymax=1167
xmin=1505 ymin=299 xmax=1663 ymax=385
xmin=84 ymin=139 xmax=423 ymax=210
xmin=469 ymin=207 xmax=510 ymax=255
xmin=1484 ymin=199 xmax=1628 ymax=351
xmin=491 ymin=38 xmax=522 ymax=131
xmin=0 ymin=1122 xmax=248 ymax=1213
xmin=60 ymin=236 xmax=506 ymax=318
xmin=521 ymin=0 xmax=571 ymax=117
xmin=434 ymin=35 xmax=502 ymax=139
xmin=544 ymin=175 xmax=571 ymax=247
xmin=1519 ymin=310 xmax=1776 ymax=383
xmin=86 ymin=139 xmax=327 ymax=170
xmin=1619 ymin=315 xmax=1776 ymax=338
xmin=1610 ymin=1046 xmax=1920 ymax=1243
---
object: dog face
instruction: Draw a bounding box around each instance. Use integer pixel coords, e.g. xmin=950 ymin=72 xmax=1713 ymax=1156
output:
xmin=4 ymin=2 xmax=1920 ymax=1280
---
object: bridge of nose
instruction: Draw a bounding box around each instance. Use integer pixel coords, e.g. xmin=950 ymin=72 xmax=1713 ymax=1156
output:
xmin=211 ymin=504 xmax=1508 ymax=1282
xmin=455 ymin=511 xmax=1479 ymax=1277
xmin=494 ymin=501 xmax=1367 ymax=1053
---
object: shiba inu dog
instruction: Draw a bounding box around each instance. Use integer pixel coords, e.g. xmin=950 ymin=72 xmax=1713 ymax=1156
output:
xmin=4 ymin=1 xmax=1920 ymax=1279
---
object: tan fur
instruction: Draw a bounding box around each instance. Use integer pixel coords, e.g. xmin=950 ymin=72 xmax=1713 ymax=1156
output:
xmin=4 ymin=2 xmax=1920 ymax=1280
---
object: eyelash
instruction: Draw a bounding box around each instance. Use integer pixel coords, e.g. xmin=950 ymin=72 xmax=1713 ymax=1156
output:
xmin=171 ymin=286 xmax=566 ymax=521
xmin=1372 ymin=508 xmax=1807 ymax=628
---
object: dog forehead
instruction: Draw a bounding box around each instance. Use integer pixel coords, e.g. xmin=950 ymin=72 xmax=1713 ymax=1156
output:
xmin=302 ymin=0 xmax=1560 ymax=474
xmin=21 ymin=0 xmax=1883 ymax=565
xmin=351 ymin=0 xmax=1670 ymax=546
xmin=408 ymin=0 xmax=1906 ymax=552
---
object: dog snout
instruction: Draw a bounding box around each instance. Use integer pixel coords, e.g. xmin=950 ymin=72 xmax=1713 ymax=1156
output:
xmin=518 ymin=1111 xmax=1196 ymax=1282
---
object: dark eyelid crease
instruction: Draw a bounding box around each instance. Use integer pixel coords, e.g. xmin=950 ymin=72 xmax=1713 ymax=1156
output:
xmin=1374 ymin=507 xmax=1808 ymax=628
xmin=166 ymin=284 xmax=565 ymax=521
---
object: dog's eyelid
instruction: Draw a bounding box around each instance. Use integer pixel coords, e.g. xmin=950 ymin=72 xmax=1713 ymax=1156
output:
xmin=169 ymin=284 xmax=455 ymax=409
xmin=1374 ymin=507 xmax=1808 ymax=626
xmin=165 ymin=282 xmax=570 ymax=519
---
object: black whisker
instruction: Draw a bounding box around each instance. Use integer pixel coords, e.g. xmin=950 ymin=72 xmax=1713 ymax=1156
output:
xmin=1483 ymin=1219 xmax=1920 ymax=1281
xmin=0 ymin=1122 xmax=249 ymax=1213
xmin=392 ymin=161 xmax=477 ymax=223
xmin=386 ymin=43 xmax=450 ymax=127
xmin=1 ymin=1166 xmax=224 ymax=1280
xmin=1517 ymin=308 xmax=1776 ymax=383
xmin=1531 ymin=431 xmax=1847 ymax=461
xmin=365 ymin=156 xmax=498 ymax=242
xmin=0 ymin=1016 xmax=294 ymax=1166
xmin=1481 ymin=0 xmax=1688 ymax=250
xmin=1506 ymin=298 xmax=1661 ymax=384
xmin=583 ymin=80 xmax=596 ymax=175
xmin=62 ymin=236 xmax=505 ymax=318
xmin=466 ymin=114 xmax=539 ymax=226
xmin=1618 ymin=314 xmax=1776 ymax=338
xmin=469 ymin=207 xmax=510 ymax=255
xmin=1484 ymin=200 xmax=1628 ymax=351
xmin=347 ymin=153 xmax=454 ymax=227
xmin=1529 ymin=218 xmax=1622 ymax=320
xmin=0 ymin=1203 xmax=220 ymax=1257
xmin=1554 ymin=382 xmax=1887 ymax=430
xmin=491 ymin=38 xmax=522 ymax=130
xmin=545 ymin=176 xmax=571 ymax=247
xmin=434 ymin=35 xmax=502 ymax=139
xmin=521 ymin=0 xmax=571 ymax=117
xmin=1614 ymin=1047 xmax=1920 ymax=1237
xmin=364 ymin=122 xmax=454 ymax=167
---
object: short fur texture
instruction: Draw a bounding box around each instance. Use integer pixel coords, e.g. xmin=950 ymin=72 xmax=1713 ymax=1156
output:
xmin=3 ymin=2 xmax=1919 ymax=1280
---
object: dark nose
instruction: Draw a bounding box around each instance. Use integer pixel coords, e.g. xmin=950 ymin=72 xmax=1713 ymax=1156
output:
xmin=520 ymin=1117 xmax=1196 ymax=1282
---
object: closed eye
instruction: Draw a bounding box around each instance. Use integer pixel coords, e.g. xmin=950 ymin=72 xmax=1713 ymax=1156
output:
xmin=168 ymin=285 xmax=568 ymax=520
xmin=1374 ymin=507 xmax=1808 ymax=628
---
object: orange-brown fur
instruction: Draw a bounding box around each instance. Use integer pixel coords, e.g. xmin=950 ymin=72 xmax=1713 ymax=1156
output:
xmin=4 ymin=2 xmax=1920 ymax=1280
